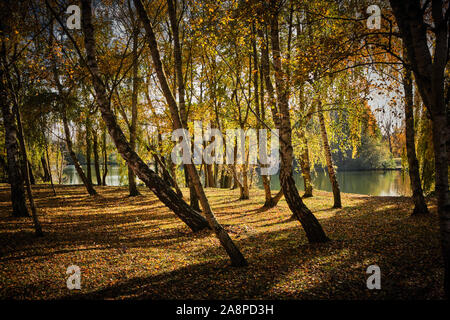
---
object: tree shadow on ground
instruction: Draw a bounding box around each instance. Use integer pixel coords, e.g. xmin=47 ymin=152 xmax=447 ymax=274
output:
xmin=62 ymin=196 xmax=442 ymax=299
xmin=0 ymin=185 xmax=443 ymax=299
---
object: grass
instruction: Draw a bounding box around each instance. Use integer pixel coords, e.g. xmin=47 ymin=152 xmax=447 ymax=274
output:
xmin=0 ymin=184 xmax=444 ymax=299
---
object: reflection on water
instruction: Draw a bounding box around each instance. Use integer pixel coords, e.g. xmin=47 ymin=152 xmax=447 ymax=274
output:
xmin=257 ymin=170 xmax=411 ymax=197
xmin=63 ymin=165 xmax=411 ymax=197
xmin=62 ymin=165 xmax=123 ymax=186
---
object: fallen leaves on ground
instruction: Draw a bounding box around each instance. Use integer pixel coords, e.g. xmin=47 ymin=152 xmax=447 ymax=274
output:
xmin=0 ymin=184 xmax=443 ymax=299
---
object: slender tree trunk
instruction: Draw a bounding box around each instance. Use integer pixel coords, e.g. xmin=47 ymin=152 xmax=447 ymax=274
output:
xmin=220 ymin=167 xmax=227 ymax=188
xmin=155 ymin=132 xmax=171 ymax=183
xmin=213 ymin=163 xmax=218 ymax=186
xmin=446 ymin=88 xmax=450 ymax=167
xmin=153 ymin=132 xmax=159 ymax=174
xmin=240 ymin=169 xmax=249 ymax=200
xmin=41 ymin=156 xmax=50 ymax=182
xmin=298 ymin=129 xmax=313 ymax=198
xmin=318 ymin=101 xmax=341 ymax=208
xmin=261 ymin=166 xmax=283 ymax=208
xmin=102 ymin=129 xmax=108 ymax=186
xmin=0 ymin=77 xmax=29 ymax=217
xmin=171 ymin=0 xmax=201 ymax=207
xmin=128 ymin=22 xmax=141 ymax=196
xmin=295 ymin=16 xmax=314 ymax=199
xmin=231 ymin=167 xmax=238 ymax=190
xmin=253 ymin=24 xmax=282 ymax=208
xmin=257 ymin=63 xmax=274 ymax=206
xmin=44 ymin=135 xmax=56 ymax=196
xmin=61 ymin=109 xmax=97 ymax=195
xmin=27 ymin=160 xmax=35 ymax=185
xmin=49 ymin=38 xmax=96 ymax=195
xmin=296 ymin=83 xmax=314 ymax=199
xmin=267 ymin=9 xmax=329 ymax=242
xmin=147 ymin=144 xmax=183 ymax=197
xmin=206 ymin=164 xmax=215 ymax=188
xmin=231 ymin=138 xmax=238 ymax=190
xmin=201 ymin=163 xmax=207 ymax=187
xmin=403 ymin=61 xmax=429 ymax=215
xmin=389 ymin=0 xmax=450 ymax=297
xmin=154 ymin=155 xmax=159 ymax=174
xmin=219 ymin=166 xmax=224 ymax=187
xmin=0 ymin=154 xmax=7 ymax=182
xmin=168 ymin=159 xmax=183 ymax=197
xmin=57 ymin=139 xmax=64 ymax=184
xmin=85 ymin=117 xmax=93 ymax=185
xmin=93 ymin=131 xmax=102 ymax=186
xmin=430 ymin=98 xmax=450 ymax=298
xmin=166 ymin=0 xmax=198 ymax=208
xmin=259 ymin=79 xmax=281 ymax=207
xmin=80 ymin=0 xmax=209 ymax=232
xmin=220 ymin=166 xmax=232 ymax=188
xmin=55 ymin=141 xmax=61 ymax=184
xmin=14 ymin=105 xmax=43 ymax=236
xmin=249 ymin=166 xmax=254 ymax=189
xmin=135 ymin=0 xmax=247 ymax=266
xmin=189 ymin=177 xmax=200 ymax=209
xmin=239 ymin=158 xmax=250 ymax=200
xmin=219 ymin=167 xmax=224 ymax=188
xmin=387 ymin=133 xmax=393 ymax=155
xmin=187 ymin=150 xmax=200 ymax=210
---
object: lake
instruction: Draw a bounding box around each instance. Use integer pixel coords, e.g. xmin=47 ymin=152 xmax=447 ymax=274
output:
xmin=63 ymin=165 xmax=411 ymax=197
xmin=258 ymin=170 xmax=411 ymax=196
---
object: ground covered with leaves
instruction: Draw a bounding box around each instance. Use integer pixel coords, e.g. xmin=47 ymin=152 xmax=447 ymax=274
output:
xmin=0 ymin=184 xmax=444 ymax=299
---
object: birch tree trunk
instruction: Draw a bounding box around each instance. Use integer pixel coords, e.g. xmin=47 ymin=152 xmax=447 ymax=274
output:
xmin=128 ymin=21 xmax=140 ymax=196
xmin=167 ymin=0 xmax=198 ymax=209
xmin=317 ymin=101 xmax=341 ymax=208
xmin=0 ymin=72 xmax=29 ymax=217
xmin=146 ymin=143 xmax=183 ymax=197
xmin=41 ymin=156 xmax=50 ymax=182
xmin=80 ymin=0 xmax=209 ymax=232
xmin=85 ymin=117 xmax=93 ymax=186
xmin=389 ymin=0 xmax=450 ymax=297
xmin=403 ymin=60 xmax=429 ymax=215
xmin=61 ymin=108 xmax=97 ymax=196
xmin=253 ymin=24 xmax=282 ymax=208
xmin=43 ymin=133 xmax=56 ymax=195
xmin=239 ymin=164 xmax=250 ymax=200
xmin=101 ymin=129 xmax=108 ymax=186
xmin=267 ymin=8 xmax=329 ymax=243
xmin=27 ymin=161 xmax=35 ymax=185
xmin=93 ymin=130 xmax=102 ymax=186
xmin=134 ymin=0 xmax=247 ymax=266
xmin=14 ymin=104 xmax=43 ymax=236
xmin=187 ymin=147 xmax=200 ymax=210
xmin=50 ymin=39 xmax=97 ymax=196
xmin=298 ymin=129 xmax=313 ymax=198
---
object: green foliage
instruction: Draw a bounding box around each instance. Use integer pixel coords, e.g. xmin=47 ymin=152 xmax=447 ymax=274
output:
xmin=358 ymin=134 xmax=396 ymax=169
xmin=416 ymin=107 xmax=435 ymax=194
xmin=331 ymin=107 xmax=396 ymax=171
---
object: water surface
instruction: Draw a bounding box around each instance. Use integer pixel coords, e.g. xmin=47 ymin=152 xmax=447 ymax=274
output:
xmin=258 ymin=170 xmax=411 ymax=196
xmin=63 ymin=165 xmax=411 ymax=196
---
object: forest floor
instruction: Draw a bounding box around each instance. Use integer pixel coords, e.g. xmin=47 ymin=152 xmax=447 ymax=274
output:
xmin=0 ymin=184 xmax=444 ymax=299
